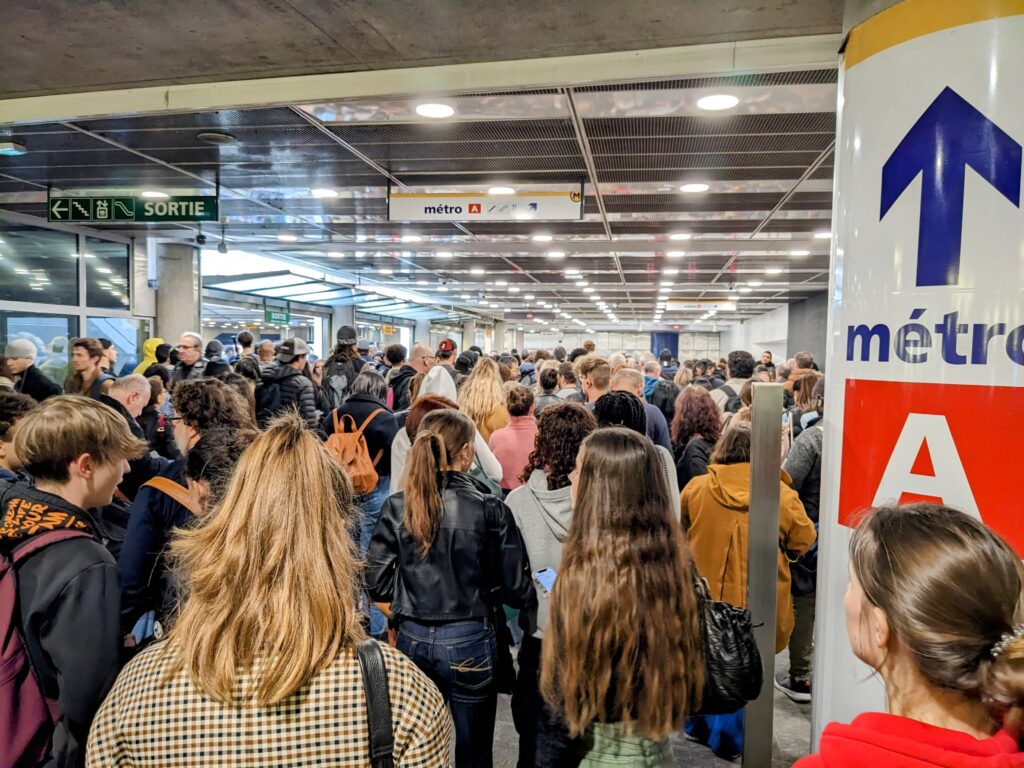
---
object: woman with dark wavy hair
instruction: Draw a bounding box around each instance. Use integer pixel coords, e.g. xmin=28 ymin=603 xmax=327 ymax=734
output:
xmin=539 ymin=427 xmax=704 ymax=765
xmin=505 ymin=402 xmax=596 ymax=765
xmin=671 ymin=384 xmax=724 ymax=490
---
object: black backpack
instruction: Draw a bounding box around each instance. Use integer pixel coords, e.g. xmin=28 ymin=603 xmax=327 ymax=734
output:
xmin=324 ymin=357 xmax=365 ymax=410
xmin=254 ymin=380 xmax=283 ymax=428
xmin=719 ymin=384 xmax=742 ymax=414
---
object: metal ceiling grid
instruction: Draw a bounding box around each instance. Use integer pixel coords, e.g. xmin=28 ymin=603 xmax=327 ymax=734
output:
xmin=0 ymin=70 xmax=840 ymax=331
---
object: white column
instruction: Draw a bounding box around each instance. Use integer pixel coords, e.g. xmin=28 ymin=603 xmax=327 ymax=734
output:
xmin=414 ymin=319 xmax=431 ymax=344
xmin=462 ymin=319 xmax=477 ymax=351
xmin=155 ymin=243 xmax=200 ymax=342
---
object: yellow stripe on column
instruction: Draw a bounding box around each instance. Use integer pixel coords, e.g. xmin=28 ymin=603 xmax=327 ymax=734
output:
xmin=846 ymin=0 xmax=1024 ymax=69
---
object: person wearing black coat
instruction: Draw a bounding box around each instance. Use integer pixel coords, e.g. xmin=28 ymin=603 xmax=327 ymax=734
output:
xmin=6 ymin=339 xmax=62 ymax=402
xmin=366 ymin=408 xmax=535 ymax=766
xmin=259 ymin=338 xmax=318 ymax=429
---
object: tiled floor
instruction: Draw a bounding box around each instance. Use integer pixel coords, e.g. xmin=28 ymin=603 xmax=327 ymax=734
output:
xmin=490 ymin=653 xmax=812 ymax=767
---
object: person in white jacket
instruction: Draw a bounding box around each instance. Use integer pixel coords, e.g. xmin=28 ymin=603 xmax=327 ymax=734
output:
xmin=389 ymin=365 xmax=502 ymax=494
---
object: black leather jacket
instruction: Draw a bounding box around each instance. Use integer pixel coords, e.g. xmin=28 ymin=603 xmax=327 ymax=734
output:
xmin=366 ymin=472 xmax=536 ymax=622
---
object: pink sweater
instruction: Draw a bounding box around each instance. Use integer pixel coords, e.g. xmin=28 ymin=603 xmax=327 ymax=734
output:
xmin=488 ymin=415 xmax=539 ymax=491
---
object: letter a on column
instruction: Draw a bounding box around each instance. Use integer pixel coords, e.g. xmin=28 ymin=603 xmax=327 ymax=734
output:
xmin=872 ymin=413 xmax=980 ymax=518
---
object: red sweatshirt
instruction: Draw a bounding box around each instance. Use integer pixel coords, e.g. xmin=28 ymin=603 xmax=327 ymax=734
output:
xmin=488 ymin=415 xmax=539 ymax=491
xmin=796 ymin=713 xmax=1024 ymax=768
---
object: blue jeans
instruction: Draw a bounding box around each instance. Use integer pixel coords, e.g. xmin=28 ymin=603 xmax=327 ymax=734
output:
xmin=356 ymin=475 xmax=390 ymax=636
xmin=397 ymin=619 xmax=498 ymax=768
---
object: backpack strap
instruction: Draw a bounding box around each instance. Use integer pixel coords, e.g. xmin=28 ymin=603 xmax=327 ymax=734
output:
xmin=356 ymin=408 xmax=386 ymax=438
xmin=143 ymin=476 xmax=200 ymax=516
xmin=719 ymin=384 xmax=736 ymax=398
xmin=356 ymin=639 xmax=395 ymax=768
xmin=8 ymin=528 xmax=92 ymax=565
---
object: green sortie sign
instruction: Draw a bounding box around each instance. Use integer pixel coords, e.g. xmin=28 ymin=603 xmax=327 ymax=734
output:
xmin=47 ymin=195 xmax=219 ymax=223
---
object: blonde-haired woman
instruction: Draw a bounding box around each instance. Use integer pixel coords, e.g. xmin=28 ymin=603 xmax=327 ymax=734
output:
xmin=87 ymin=414 xmax=452 ymax=767
xmin=457 ymin=356 xmax=510 ymax=442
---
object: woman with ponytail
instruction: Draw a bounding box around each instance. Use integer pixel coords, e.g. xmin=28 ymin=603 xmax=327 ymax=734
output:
xmin=367 ymin=409 xmax=535 ymax=768
xmin=798 ymin=503 xmax=1024 ymax=767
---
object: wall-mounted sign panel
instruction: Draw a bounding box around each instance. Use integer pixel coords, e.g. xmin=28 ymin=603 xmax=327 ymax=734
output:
xmin=388 ymin=191 xmax=583 ymax=222
xmin=666 ymin=300 xmax=736 ymax=312
xmin=48 ymin=195 xmax=219 ymax=223
xmin=503 ymin=311 xmax=558 ymax=321
xmin=264 ymin=309 xmax=291 ymax=324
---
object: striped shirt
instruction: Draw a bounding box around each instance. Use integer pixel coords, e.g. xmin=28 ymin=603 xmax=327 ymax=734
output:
xmin=87 ymin=641 xmax=452 ymax=767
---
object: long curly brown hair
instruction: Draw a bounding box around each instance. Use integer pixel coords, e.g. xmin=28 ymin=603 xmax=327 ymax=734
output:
xmin=518 ymin=402 xmax=596 ymax=489
xmin=541 ymin=428 xmax=704 ymax=738
xmin=670 ymin=385 xmax=722 ymax=448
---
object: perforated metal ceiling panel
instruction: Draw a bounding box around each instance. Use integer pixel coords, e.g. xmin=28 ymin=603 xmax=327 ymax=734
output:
xmin=0 ymin=70 xmax=838 ymax=330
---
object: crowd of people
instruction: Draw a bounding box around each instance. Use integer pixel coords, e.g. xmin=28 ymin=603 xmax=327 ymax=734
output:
xmin=2 ymin=327 xmax=1023 ymax=768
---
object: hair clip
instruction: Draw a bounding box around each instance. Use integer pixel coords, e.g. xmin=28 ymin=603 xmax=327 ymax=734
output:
xmin=991 ymin=624 xmax=1024 ymax=659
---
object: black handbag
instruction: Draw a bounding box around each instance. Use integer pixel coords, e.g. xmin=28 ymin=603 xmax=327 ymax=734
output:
xmin=357 ymin=639 xmax=395 ymax=768
xmin=693 ymin=572 xmax=763 ymax=715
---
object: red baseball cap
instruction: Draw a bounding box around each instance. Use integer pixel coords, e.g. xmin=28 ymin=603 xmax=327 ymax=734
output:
xmin=438 ymin=338 xmax=457 ymax=355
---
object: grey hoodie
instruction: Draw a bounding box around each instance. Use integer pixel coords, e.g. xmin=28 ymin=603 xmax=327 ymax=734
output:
xmin=506 ymin=469 xmax=573 ymax=638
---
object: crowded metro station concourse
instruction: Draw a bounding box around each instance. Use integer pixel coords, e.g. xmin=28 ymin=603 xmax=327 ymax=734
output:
xmin=2 ymin=1 xmax=1024 ymax=766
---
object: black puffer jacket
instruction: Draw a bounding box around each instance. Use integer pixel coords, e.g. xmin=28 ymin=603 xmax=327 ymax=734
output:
xmin=388 ymin=365 xmax=418 ymax=412
xmin=366 ymin=472 xmax=536 ymax=621
xmin=15 ymin=364 xmax=61 ymax=402
xmin=262 ymin=364 xmax=318 ymax=428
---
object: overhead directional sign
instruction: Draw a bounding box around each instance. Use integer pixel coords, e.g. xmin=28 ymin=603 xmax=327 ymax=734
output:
xmin=388 ymin=191 xmax=583 ymax=222
xmin=666 ymin=300 xmax=736 ymax=312
xmin=264 ymin=309 xmax=291 ymax=324
xmin=47 ymin=195 xmax=219 ymax=223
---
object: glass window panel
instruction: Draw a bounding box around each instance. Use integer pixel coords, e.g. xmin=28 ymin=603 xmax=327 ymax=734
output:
xmin=86 ymin=317 xmax=152 ymax=377
xmin=85 ymin=237 xmax=130 ymax=309
xmin=0 ymin=311 xmax=79 ymax=388
xmin=0 ymin=222 xmax=79 ymax=306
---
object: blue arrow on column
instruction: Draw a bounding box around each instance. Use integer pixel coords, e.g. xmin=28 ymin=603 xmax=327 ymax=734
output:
xmin=880 ymin=86 xmax=1022 ymax=287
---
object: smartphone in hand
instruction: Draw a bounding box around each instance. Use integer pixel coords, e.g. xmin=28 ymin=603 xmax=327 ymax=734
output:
xmin=533 ymin=567 xmax=557 ymax=595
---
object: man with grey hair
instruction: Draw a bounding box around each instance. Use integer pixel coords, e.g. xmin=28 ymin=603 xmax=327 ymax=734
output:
xmin=99 ymin=373 xmax=166 ymax=498
xmin=256 ymin=339 xmax=276 ymax=369
xmin=172 ymin=332 xmax=208 ymax=386
xmin=5 ymin=338 xmax=61 ymax=401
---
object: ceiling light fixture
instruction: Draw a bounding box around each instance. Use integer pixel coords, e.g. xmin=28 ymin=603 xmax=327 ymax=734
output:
xmin=575 ymin=280 xmax=588 ymax=287
xmin=470 ymin=267 xmax=485 ymax=275
xmin=415 ymin=103 xmax=455 ymax=119
xmin=660 ymin=281 xmax=673 ymax=287
xmin=697 ymin=94 xmax=739 ymax=111
xmin=670 ymin=233 xmax=692 ymax=241
xmin=311 ymin=188 xmax=338 ymax=198
xmin=196 ymin=132 xmax=239 ymax=146
xmin=509 ymin=286 xmax=520 ymax=293
xmin=488 ymin=186 xmax=515 ymax=195
xmin=435 ymin=251 xmax=453 ymax=259
xmin=583 ymin=287 xmax=595 ymax=293
xmin=679 ymin=183 xmax=710 ymax=193
xmin=495 ymin=280 xmax=508 ymax=286
xmin=790 ymin=249 xmax=810 ymax=257
xmin=728 ymin=294 xmax=740 ymax=300
xmin=765 ymin=267 xmax=783 ymax=275
xmin=438 ymin=286 xmax=448 ymax=292
xmin=0 ymin=141 xmax=28 ymax=157
xmin=524 ymin=293 xmax=535 ymax=300
xmin=379 ymin=268 xmax=393 ymax=275
xmin=748 ymin=280 xmax=763 ymax=287
xmin=547 ymin=251 xmax=565 ymax=259
xmin=276 ymin=234 xmax=298 ymax=242
xmin=401 ymin=234 xmax=421 ymax=243
xmin=327 ymin=251 xmax=344 ymax=259
xmin=532 ymin=234 xmax=553 ymax=242
xmin=142 ymin=190 xmax=169 ymax=199
xmin=739 ymin=287 xmax=753 ymax=294
xmin=815 ymin=231 xmax=833 ymax=239
xmin=662 ymin=268 xmax=679 ymax=275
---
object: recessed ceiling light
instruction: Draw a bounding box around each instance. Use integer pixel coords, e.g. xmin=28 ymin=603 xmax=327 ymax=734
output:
xmin=547 ymin=251 xmax=565 ymax=259
xmin=575 ymin=280 xmax=588 ymax=287
xmin=815 ymin=231 xmax=833 ymax=239
xmin=460 ymin=293 xmax=470 ymax=299
xmin=509 ymin=286 xmax=520 ymax=293
xmin=748 ymin=280 xmax=763 ymax=287
xmin=435 ymin=251 xmax=453 ymax=259
xmin=488 ymin=186 xmax=515 ymax=195
xmin=311 ymin=188 xmax=338 ymax=198
xmin=765 ymin=267 xmax=784 ymax=275
xmin=790 ymin=249 xmax=810 ymax=257
xmin=679 ymin=183 xmax=710 ymax=193
xmin=97 ymin=267 xmax=113 ymax=274
xmin=470 ymin=267 xmax=485 ymax=275
xmin=565 ymin=268 xmax=580 ymax=276
xmin=327 ymin=251 xmax=344 ymax=258
xmin=416 ymin=103 xmax=455 ymax=119
xmin=660 ymin=281 xmax=673 ymax=287
xmin=277 ymin=234 xmax=298 ymax=242
xmin=196 ymin=131 xmax=239 ymax=146
xmin=401 ymin=234 xmax=422 ymax=243
xmin=670 ymin=233 xmax=692 ymax=241
xmin=739 ymin=287 xmax=753 ymax=294
xmin=697 ymin=94 xmax=739 ymax=111
xmin=532 ymin=234 xmax=553 ymax=242
xmin=662 ymin=268 xmax=679 ymax=275
xmin=438 ymin=286 xmax=448 ymax=292
xmin=583 ymin=287 xmax=595 ymax=293
xmin=666 ymin=251 xmax=686 ymax=258
xmin=379 ymin=268 xmax=393 ymax=275
xmin=495 ymin=279 xmax=508 ymax=286
xmin=524 ymin=293 xmax=535 ymax=300
xmin=590 ymin=296 xmax=602 ymax=302
xmin=142 ymin=190 xmax=169 ymax=199
xmin=417 ymin=279 xmax=428 ymax=285
xmin=517 ymin=326 xmax=524 ymax=331
xmin=728 ymin=294 xmax=740 ymax=300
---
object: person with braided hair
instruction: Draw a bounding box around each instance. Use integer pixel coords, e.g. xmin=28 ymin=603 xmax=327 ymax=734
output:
xmin=592 ymin=391 xmax=680 ymax=520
